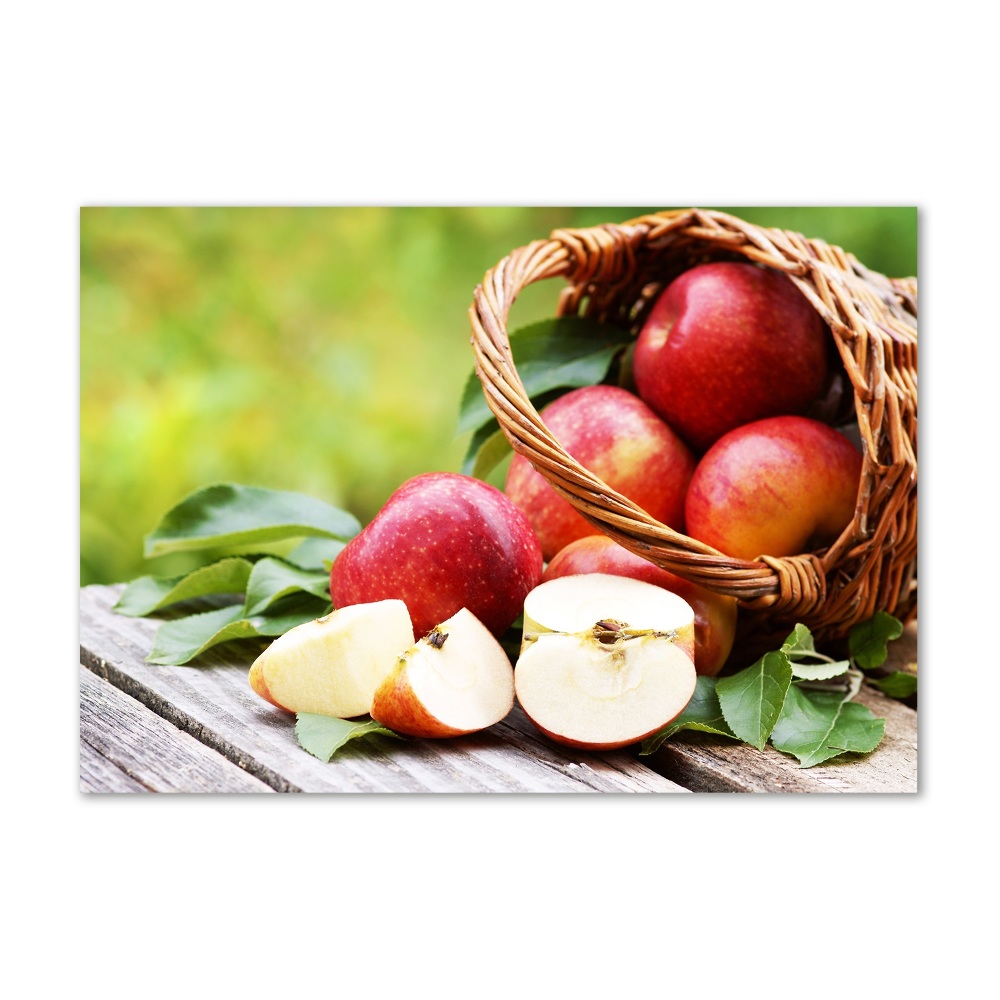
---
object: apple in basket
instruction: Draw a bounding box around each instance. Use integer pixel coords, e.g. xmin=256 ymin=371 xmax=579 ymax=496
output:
xmin=504 ymin=384 xmax=696 ymax=561
xmin=330 ymin=472 xmax=543 ymax=639
xmin=684 ymin=415 xmax=863 ymax=561
xmin=542 ymin=534 xmax=738 ymax=677
xmin=632 ymin=261 xmax=831 ymax=453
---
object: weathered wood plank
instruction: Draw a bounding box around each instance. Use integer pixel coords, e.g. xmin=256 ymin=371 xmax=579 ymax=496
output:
xmin=80 ymin=585 xmax=687 ymax=793
xmin=80 ymin=665 xmax=274 ymax=793
xmin=641 ymin=621 xmax=918 ymax=793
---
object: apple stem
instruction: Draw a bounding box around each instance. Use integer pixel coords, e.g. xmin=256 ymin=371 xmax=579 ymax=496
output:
xmin=594 ymin=619 xmax=627 ymax=644
xmin=425 ymin=629 xmax=450 ymax=649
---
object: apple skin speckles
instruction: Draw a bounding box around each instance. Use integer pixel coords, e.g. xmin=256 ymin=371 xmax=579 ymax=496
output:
xmin=330 ymin=472 xmax=543 ymax=639
xmin=633 ymin=262 xmax=831 ymax=453
xmin=684 ymin=416 xmax=862 ymax=561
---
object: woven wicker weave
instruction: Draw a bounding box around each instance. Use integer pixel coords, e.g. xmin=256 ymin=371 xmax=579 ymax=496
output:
xmin=469 ymin=209 xmax=917 ymax=654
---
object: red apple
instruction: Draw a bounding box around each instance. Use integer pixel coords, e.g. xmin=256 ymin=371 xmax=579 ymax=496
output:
xmin=542 ymin=534 xmax=738 ymax=677
xmin=330 ymin=472 xmax=543 ymax=639
xmin=685 ymin=415 xmax=863 ymax=561
xmin=632 ymin=261 xmax=831 ymax=453
xmin=504 ymin=384 xmax=696 ymax=561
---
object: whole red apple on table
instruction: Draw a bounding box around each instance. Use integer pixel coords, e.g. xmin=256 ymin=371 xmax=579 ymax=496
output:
xmin=330 ymin=472 xmax=543 ymax=639
xmin=504 ymin=384 xmax=696 ymax=561
xmin=684 ymin=415 xmax=863 ymax=562
xmin=632 ymin=261 xmax=831 ymax=453
xmin=542 ymin=534 xmax=738 ymax=677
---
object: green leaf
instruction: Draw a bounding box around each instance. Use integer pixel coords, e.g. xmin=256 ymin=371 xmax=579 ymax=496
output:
xmin=777 ymin=623 xmax=850 ymax=680
xmin=716 ymin=650 xmax=793 ymax=750
xmin=243 ymin=557 xmax=332 ymax=615
xmin=295 ymin=713 xmax=403 ymax=762
xmin=781 ymin=623 xmax=817 ymax=658
xmin=146 ymin=594 xmax=331 ymax=665
xmin=461 ymin=420 xmax=511 ymax=479
xmin=284 ymin=536 xmax=346 ymax=571
xmin=849 ymin=611 xmax=904 ymax=669
xmin=143 ymin=483 xmax=361 ymax=558
xmin=790 ymin=658 xmax=852 ymax=681
xmin=770 ymin=685 xmax=885 ymax=767
xmin=113 ymin=557 xmax=254 ymax=616
xmin=461 ymin=425 xmax=512 ymax=479
xmin=457 ymin=317 xmax=630 ymax=436
xmin=872 ymin=671 xmax=918 ymax=699
xmin=640 ymin=676 xmax=737 ymax=754
xmin=147 ymin=604 xmax=252 ymax=664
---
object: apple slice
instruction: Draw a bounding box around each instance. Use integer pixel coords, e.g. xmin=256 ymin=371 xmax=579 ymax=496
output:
xmin=248 ymin=599 xmax=413 ymax=717
xmin=370 ymin=608 xmax=515 ymax=738
xmin=522 ymin=572 xmax=696 ymax=663
xmin=515 ymin=574 xmax=697 ymax=750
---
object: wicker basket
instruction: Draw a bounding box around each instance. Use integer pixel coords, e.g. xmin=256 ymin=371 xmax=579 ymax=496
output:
xmin=468 ymin=208 xmax=917 ymax=656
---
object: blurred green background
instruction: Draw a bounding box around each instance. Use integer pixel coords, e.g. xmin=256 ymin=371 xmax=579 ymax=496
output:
xmin=80 ymin=206 xmax=917 ymax=586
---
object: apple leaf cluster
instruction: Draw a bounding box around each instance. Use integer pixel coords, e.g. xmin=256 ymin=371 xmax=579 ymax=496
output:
xmin=640 ymin=613 xmax=908 ymax=767
xmin=114 ymin=484 xmax=360 ymax=665
xmin=458 ymin=316 xmax=630 ymax=477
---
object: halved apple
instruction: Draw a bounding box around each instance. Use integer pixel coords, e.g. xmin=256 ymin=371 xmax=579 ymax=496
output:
xmin=248 ymin=599 xmax=413 ymax=717
xmin=515 ymin=574 xmax=697 ymax=750
xmin=370 ymin=607 xmax=514 ymax=738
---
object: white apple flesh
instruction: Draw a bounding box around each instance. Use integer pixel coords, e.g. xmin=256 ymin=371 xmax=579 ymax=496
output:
xmin=522 ymin=572 xmax=696 ymax=662
xmin=248 ymin=599 xmax=413 ymax=717
xmin=515 ymin=574 xmax=697 ymax=750
xmin=370 ymin=608 xmax=515 ymax=738
xmin=515 ymin=630 xmax=697 ymax=751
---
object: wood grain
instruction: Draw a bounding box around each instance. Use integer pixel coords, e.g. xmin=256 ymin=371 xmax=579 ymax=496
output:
xmin=80 ymin=585 xmax=687 ymax=793
xmin=80 ymin=665 xmax=274 ymax=793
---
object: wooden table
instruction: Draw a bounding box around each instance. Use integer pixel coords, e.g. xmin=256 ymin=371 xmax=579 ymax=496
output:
xmin=80 ymin=584 xmax=918 ymax=793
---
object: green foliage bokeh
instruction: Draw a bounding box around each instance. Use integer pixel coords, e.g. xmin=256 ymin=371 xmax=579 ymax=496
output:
xmin=80 ymin=206 xmax=917 ymax=586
